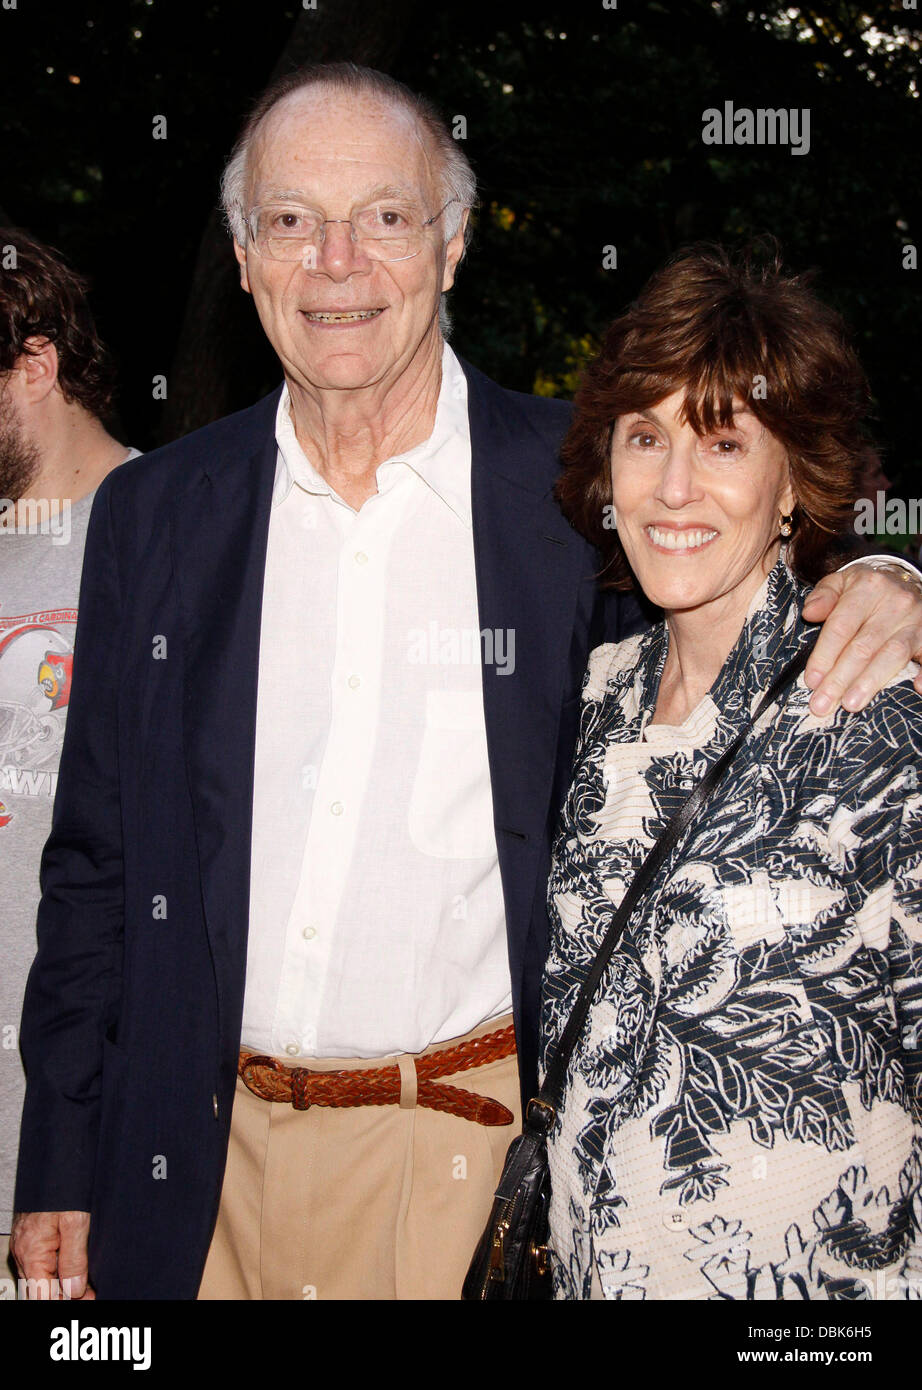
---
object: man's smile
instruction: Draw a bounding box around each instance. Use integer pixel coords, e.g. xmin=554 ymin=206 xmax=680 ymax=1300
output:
xmin=300 ymin=307 xmax=386 ymax=324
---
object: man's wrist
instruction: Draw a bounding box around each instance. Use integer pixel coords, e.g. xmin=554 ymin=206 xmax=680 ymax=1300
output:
xmin=840 ymin=554 xmax=922 ymax=594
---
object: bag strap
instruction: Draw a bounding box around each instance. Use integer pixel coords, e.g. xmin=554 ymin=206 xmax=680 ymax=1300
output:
xmin=529 ymin=637 xmax=816 ymax=1131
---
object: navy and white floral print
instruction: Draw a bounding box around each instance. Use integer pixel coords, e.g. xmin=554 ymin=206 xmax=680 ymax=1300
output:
xmin=541 ymin=559 xmax=922 ymax=1300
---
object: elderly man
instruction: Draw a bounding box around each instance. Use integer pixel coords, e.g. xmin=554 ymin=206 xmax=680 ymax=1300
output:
xmin=11 ymin=63 xmax=922 ymax=1301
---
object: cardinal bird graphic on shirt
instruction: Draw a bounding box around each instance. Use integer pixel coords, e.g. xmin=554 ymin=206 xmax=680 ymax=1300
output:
xmin=37 ymin=648 xmax=73 ymax=710
xmin=0 ymin=615 xmax=76 ymax=776
xmin=0 ymin=798 xmax=11 ymax=829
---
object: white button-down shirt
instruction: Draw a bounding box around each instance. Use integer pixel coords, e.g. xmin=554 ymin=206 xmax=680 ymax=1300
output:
xmin=241 ymin=344 xmax=513 ymax=1058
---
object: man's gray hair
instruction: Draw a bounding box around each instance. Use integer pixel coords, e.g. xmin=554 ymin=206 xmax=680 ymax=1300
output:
xmin=220 ymin=63 xmax=476 ymax=334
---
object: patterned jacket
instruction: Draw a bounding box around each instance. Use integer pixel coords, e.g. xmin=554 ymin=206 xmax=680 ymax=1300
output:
xmin=541 ymin=559 xmax=922 ymax=1300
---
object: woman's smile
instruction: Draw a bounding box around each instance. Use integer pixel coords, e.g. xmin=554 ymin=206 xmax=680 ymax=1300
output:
xmin=644 ymin=524 xmax=720 ymax=554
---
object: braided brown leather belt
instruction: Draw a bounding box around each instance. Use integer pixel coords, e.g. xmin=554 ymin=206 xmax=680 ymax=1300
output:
xmin=238 ymin=1022 xmax=517 ymax=1126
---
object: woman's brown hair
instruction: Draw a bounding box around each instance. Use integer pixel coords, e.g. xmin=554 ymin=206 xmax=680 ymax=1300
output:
xmin=556 ymin=241 xmax=875 ymax=587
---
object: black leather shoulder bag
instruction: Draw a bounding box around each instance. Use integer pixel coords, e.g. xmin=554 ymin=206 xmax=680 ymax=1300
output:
xmin=462 ymin=640 xmax=815 ymax=1300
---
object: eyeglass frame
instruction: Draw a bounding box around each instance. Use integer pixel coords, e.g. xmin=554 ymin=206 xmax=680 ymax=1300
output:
xmin=240 ymin=197 xmax=460 ymax=263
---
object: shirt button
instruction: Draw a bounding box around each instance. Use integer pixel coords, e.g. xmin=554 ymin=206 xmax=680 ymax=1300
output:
xmin=330 ymin=801 xmax=344 ymax=816
xmin=354 ymin=550 xmax=368 ymax=565
xmin=347 ymin=674 xmax=361 ymax=690
xmin=302 ymin=925 xmax=317 ymax=940
xmin=212 ymin=1093 xmax=219 ymax=1119
xmin=285 ymin=1042 xmax=300 ymax=1057
xmin=663 ymin=1210 xmax=687 ymax=1231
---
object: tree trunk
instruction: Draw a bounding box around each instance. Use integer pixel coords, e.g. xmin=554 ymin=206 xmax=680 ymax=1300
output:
xmin=159 ymin=0 xmax=421 ymax=443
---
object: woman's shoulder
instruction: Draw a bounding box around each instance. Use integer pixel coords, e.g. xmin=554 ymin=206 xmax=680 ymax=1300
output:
xmin=582 ymin=631 xmax=651 ymax=701
xmin=791 ymin=658 xmax=921 ymax=722
xmin=846 ymin=660 xmax=922 ymax=740
xmin=787 ymin=658 xmax=922 ymax=778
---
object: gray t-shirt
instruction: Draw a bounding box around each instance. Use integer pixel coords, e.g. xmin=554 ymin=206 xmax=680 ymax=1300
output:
xmin=0 ymin=453 xmax=139 ymax=1231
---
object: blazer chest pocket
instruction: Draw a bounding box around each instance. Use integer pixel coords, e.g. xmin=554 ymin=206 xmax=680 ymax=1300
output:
xmin=408 ymin=689 xmax=496 ymax=859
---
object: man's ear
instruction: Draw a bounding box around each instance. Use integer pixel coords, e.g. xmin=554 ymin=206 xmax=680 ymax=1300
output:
xmin=18 ymin=337 xmax=59 ymax=404
xmin=441 ymin=208 xmax=470 ymax=294
xmin=233 ymin=239 xmax=252 ymax=295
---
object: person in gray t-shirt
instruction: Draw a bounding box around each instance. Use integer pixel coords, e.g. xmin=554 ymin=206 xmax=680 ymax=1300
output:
xmin=0 ymin=228 xmax=139 ymax=1276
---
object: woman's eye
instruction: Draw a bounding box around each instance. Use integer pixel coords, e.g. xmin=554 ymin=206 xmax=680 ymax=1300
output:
xmin=710 ymin=438 xmax=742 ymax=454
xmin=628 ymin=431 xmax=659 ymax=448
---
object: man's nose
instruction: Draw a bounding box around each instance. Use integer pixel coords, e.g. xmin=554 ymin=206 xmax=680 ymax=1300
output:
xmin=312 ymin=221 xmax=371 ymax=279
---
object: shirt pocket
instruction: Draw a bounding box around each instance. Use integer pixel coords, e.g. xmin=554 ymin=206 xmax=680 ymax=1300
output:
xmin=408 ymin=688 xmax=496 ymax=859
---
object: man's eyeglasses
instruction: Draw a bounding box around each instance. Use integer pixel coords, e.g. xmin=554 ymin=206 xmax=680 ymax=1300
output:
xmin=242 ymin=198 xmax=459 ymax=264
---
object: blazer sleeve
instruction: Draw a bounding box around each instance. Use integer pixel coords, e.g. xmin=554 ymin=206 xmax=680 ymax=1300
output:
xmin=14 ymin=477 xmax=126 ymax=1213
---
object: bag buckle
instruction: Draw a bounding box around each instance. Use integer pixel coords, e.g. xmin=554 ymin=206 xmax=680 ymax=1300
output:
xmin=525 ymin=1096 xmax=556 ymax=1132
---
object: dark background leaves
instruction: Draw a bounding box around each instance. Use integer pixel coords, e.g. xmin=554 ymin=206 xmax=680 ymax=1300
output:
xmin=1 ymin=0 xmax=918 ymax=502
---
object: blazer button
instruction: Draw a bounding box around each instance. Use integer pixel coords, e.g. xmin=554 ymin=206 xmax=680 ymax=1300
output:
xmin=212 ymin=1093 xmax=219 ymax=1119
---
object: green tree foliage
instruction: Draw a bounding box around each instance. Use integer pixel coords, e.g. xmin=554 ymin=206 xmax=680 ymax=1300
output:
xmin=0 ymin=1 xmax=918 ymax=494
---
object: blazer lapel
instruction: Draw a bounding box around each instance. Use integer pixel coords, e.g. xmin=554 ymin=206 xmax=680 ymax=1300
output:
xmin=171 ymin=391 xmax=281 ymax=1028
xmin=464 ymin=360 xmax=590 ymax=1005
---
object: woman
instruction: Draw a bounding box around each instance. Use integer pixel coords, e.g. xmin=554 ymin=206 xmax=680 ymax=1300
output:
xmin=541 ymin=244 xmax=922 ymax=1301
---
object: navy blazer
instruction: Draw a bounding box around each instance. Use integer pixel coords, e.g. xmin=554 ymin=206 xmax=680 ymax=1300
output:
xmin=14 ymin=357 xmax=642 ymax=1298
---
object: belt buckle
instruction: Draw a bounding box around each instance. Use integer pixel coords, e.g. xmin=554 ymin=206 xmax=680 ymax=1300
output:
xmin=239 ymin=1052 xmax=284 ymax=1094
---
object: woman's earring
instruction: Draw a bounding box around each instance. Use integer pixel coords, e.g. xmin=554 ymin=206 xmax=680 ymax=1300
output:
xmin=779 ymin=512 xmax=793 ymax=538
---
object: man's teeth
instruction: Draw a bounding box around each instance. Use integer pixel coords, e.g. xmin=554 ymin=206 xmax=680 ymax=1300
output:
xmin=303 ymin=309 xmax=383 ymax=322
xmin=647 ymin=526 xmax=718 ymax=551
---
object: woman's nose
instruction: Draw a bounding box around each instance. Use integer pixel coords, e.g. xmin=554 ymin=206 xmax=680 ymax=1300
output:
xmin=654 ymin=443 xmax=703 ymax=507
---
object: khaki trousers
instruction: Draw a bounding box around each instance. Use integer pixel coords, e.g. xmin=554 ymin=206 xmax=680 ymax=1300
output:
xmin=197 ymin=1013 xmax=520 ymax=1300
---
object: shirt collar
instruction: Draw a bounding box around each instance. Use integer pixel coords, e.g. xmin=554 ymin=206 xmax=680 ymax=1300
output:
xmin=272 ymin=342 xmax=472 ymax=527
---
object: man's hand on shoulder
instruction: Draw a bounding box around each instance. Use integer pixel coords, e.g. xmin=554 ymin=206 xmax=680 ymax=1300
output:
xmin=10 ymin=1210 xmax=95 ymax=1299
xmin=801 ymin=559 xmax=922 ymax=715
